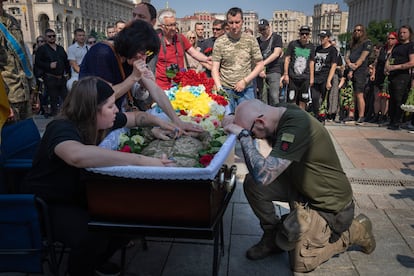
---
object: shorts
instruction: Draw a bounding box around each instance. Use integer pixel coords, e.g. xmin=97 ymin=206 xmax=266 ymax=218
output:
xmin=287 ymin=79 xmax=310 ymax=104
xmin=352 ymin=69 xmax=367 ymax=92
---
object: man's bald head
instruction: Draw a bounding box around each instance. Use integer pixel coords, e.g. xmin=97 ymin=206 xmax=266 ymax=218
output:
xmin=234 ymin=99 xmax=267 ymax=129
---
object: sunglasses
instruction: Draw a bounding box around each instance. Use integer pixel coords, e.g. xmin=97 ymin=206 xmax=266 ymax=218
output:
xmin=88 ymin=40 xmax=96 ymax=44
xmin=189 ymin=36 xmax=196 ymax=39
xmin=212 ymin=28 xmax=222 ymax=31
xmin=250 ymin=114 xmax=264 ymax=138
xmin=300 ymin=33 xmax=309 ymax=36
xmin=47 ymin=34 xmax=56 ymax=38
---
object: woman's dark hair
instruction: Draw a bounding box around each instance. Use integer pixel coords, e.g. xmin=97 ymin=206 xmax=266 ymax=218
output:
xmin=59 ymin=76 xmax=113 ymax=145
xmin=114 ymin=19 xmax=160 ymax=59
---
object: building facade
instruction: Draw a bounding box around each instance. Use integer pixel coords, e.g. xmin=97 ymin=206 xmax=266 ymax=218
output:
xmin=312 ymin=3 xmax=348 ymax=44
xmin=345 ymin=0 xmax=414 ymax=31
xmin=3 ymin=0 xmax=134 ymax=50
xmin=272 ymin=10 xmax=312 ymax=46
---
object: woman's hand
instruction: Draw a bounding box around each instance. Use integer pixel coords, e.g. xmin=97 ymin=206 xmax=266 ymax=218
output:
xmin=160 ymin=153 xmax=176 ymax=167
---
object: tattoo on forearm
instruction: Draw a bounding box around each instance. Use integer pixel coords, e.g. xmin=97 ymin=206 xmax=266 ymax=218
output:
xmin=240 ymin=137 xmax=292 ymax=185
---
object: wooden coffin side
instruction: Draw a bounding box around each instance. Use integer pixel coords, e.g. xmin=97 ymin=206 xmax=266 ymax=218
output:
xmin=84 ymin=172 xmax=228 ymax=228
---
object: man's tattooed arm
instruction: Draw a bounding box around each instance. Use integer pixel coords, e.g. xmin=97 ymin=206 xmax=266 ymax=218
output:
xmin=239 ymin=136 xmax=292 ymax=186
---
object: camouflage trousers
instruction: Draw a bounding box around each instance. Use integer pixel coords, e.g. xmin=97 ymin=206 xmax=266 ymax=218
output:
xmin=9 ymin=100 xmax=32 ymax=121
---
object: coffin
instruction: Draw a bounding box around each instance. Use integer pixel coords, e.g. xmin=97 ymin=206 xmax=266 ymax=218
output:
xmin=84 ymin=129 xmax=237 ymax=228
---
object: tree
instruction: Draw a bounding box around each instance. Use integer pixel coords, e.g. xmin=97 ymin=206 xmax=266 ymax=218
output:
xmin=366 ymin=20 xmax=395 ymax=45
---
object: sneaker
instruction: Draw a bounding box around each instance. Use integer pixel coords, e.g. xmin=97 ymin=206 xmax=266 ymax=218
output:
xmin=387 ymin=124 xmax=400 ymax=130
xmin=401 ymin=123 xmax=414 ymax=131
xmin=246 ymin=230 xmax=284 ymax=260
xmin=350 ymin=214 xmax=376 ymax=254
xmin=343 ymin=117 xmax=355 ymax=125
xmin=356 ymin=117 xmax=365 ymax=125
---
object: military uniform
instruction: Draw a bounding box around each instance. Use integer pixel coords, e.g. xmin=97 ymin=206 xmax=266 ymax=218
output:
xmin=0 ymin=11 xmax=34 ymax=121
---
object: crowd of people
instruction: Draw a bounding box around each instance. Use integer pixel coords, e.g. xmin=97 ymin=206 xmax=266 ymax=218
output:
xmin=1 ymin=0 xmax=413 ymax=274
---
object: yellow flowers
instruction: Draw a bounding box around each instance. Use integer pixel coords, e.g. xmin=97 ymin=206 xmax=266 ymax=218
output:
xmin=170 ymin=89 xmax=212 ymax=116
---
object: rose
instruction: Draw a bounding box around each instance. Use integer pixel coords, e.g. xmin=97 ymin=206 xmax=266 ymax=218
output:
xmin=199 ymin=154 xmax=214 ymax=167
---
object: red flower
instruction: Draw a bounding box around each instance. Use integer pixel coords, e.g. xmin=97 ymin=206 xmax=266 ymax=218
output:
xmin=173 ymin=70 xmax=215 ymax=93
xmin=199 ymin=154 xmax=214 ymax=167
xmin=204 ymin=47 xmax=213 ymax=56
xmin=119 ymin=145 xmax=132 ymax=153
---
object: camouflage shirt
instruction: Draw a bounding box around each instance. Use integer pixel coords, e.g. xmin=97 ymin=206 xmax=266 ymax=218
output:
xmin=212 ymin=33 xmax=262 ymax=88
xmin=0 ymin=11 xmax=33 ymax=104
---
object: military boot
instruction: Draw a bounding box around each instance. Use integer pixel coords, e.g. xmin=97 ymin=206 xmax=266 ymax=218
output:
xmin=349 ymin=214 xmax=376 ymax=254
xmin=246 ymin=229 xmax=284 ymax=260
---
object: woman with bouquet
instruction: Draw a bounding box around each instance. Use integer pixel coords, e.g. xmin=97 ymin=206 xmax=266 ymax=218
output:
xmin=23 ymin=77 xmax=177 ymax=275
xmin=370 ymin=32 xmax=399 ymax=124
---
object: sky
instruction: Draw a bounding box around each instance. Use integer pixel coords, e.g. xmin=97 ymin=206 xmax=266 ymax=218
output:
xmin=150 ymin=0 xmax=349 ymax=19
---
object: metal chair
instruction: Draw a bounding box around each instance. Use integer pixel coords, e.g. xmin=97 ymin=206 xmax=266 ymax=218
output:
xmin=0 ymin=194 xmax=59 ymax=275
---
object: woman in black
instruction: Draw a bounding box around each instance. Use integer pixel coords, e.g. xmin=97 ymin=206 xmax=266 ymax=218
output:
xmin=23 ymin=77 xmax=177 ymax=275
xmin=385 ymin=25 xmax=414 ymax=130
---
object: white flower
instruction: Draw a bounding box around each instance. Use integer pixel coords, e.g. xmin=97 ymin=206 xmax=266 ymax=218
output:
xmin=131 ymin=135 xmax=145 ymax=145
xmin=119 ymin=133 xmax=129 ymax=145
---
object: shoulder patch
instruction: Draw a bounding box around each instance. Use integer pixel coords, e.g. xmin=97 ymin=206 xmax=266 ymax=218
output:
xmin=281 ymin=133 xmax=295 ymax=143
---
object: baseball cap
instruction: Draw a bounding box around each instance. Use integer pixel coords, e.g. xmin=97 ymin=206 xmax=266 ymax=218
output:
xmin=318 ymin=30 xmax=332 ymax=37
xmin=258 ymin=19 xmax=269 ymax=28
xmin=299 ymin=25 xmax=311 ymax=34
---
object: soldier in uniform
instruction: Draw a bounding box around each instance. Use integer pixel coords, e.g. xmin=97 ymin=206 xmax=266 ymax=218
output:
xmin=0 ymin=0 xmax=35 ymax=122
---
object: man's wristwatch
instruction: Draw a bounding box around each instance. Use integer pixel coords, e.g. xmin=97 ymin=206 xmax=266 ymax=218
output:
xmin=237 ymin=129 xmax=251 ymax=140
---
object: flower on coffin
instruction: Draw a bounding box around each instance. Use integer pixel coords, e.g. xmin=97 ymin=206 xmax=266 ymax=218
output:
xmin=118 ymin=128 xmax=148 ymax=153
xmin=164 ymin=71 xmax=228 ymax=118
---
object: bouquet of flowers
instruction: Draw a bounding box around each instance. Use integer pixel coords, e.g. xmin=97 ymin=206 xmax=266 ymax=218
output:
xmin=340 ymin=80 xmax=355 ymax=112
xmin=318 ymin=92 xmax=329 ymax=120
xmin=401 ymin=87 xmax=414 ymax=113
xmin=378 ymin=76 xmax=391 ymax=99
xmin=118 ymin=70 xmax=230 ymax=167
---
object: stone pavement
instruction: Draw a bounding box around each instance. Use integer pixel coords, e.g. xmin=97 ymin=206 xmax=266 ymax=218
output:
xmin=17 ymin=117 xmax=414 ymax=275
xmin=112 ymin=123 xmax=414 ymax=276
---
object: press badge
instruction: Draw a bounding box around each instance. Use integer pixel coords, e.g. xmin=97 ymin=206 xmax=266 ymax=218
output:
xmin=280 ymin=133 xmax=295 ymax=152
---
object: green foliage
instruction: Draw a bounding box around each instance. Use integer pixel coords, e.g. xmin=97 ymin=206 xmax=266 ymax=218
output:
xmin=89 ymin=29 xmax=106 ymax=42
xmin=366 ymin=20 xmax=394 ymax=45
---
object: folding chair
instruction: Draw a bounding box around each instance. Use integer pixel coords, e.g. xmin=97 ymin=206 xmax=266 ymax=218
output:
xmin=0 ymin=194 xmax=59 ymax=275
xmin=0 ymin=118 xmax=41 ymax=193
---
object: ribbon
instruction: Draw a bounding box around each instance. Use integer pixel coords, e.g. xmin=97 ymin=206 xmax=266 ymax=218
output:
xmin=0 ymin=21 xmax=33 ymax=79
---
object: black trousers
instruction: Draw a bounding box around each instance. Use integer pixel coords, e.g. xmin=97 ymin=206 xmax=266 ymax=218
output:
xmin=49 ymin=204 xmax=128 ymax=275
xmin=388 ymin=73 xmax=411 ymax=125
xmin=44 ymin=75 xmax=67 ymax=115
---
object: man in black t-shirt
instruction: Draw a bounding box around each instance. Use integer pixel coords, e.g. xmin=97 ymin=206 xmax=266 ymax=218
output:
xmin=282 ymin=26 xmax=315 ymax=110
xmin=311 ymin=30 xmax=338 ymax=120
xmin=256 ymin=19 xmax=283 ymax=106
